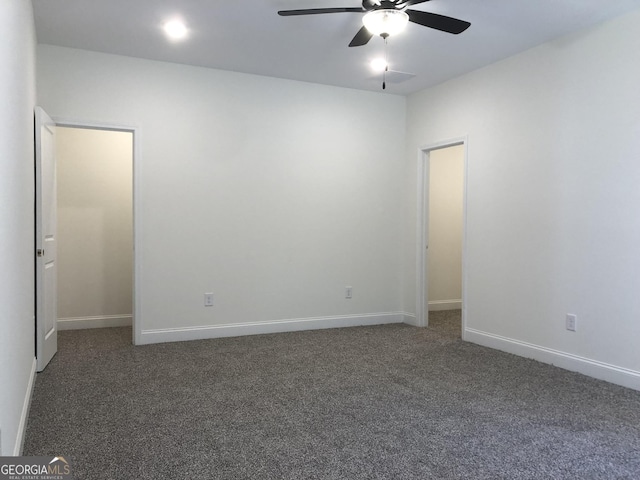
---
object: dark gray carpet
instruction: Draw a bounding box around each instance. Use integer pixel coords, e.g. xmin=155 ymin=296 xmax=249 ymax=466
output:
xmin=24 ymin=323 xmax=640 ymax=479
xmin=427 ymin=309 xmax=462 ymax=338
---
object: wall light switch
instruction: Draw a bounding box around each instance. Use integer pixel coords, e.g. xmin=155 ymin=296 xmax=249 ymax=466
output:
xmin=566 ymin=313 xmax=577 ymax=332
xmin=345 ymin=286 xmax=353 ymax=299
xmin=204 ymin=293 xmax=214 ymax=307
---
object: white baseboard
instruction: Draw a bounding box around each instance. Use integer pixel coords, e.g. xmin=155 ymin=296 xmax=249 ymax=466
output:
xmin=14 ymin=358 xmax=37 ymax=456
xmin=428 ymin=300 xmax=462 ymax=311
xmin=465 ymin=328 xmax=640 ymax=392
xmin=139 ymin=312 xmax=404 ymax=345
xmin=57 ymin=314 xmax=132 ymax=330
xmin=402 ymin=312 xmax=418 ymax=326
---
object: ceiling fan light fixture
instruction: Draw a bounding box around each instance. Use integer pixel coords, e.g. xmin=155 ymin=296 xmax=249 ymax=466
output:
xmin=362 ymin=9 xmax=409 ymax=37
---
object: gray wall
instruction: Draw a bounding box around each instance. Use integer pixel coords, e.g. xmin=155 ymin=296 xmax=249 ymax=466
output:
xmin=37 ymin=45 xmax=407 ymax=343
xmin=403 ymin=9 xmax=640 ymax=389
xmin=0 ymin=0 xmax=37 ymax=455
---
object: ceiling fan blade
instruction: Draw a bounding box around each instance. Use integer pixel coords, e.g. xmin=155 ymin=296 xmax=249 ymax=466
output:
xmin=349 ymin=26 xmax=374 ymax=47
xmin=406 ymin=9 xmax=471 ymax=34
xmin=278 ymin=7 xmax=363 ymax=16
xmin=397 ymin=0 xmax=431 ymax=8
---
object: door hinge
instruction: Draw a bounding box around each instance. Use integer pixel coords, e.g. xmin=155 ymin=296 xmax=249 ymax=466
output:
xmin=37 ymin=249 xmax=44 ymax=257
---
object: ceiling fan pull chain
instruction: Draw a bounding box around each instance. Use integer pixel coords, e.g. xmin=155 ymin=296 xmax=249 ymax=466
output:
xmin=382 ymin=37 xmax=389 ymax=90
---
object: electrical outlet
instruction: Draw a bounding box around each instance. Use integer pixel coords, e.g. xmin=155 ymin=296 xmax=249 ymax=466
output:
xmin=566 ymin=313 xmax=577 ymax=332
xmin=204 ymin=293 xmax=214 ymax=307
xmin=345 ymin=286 xmax=352 ymax=299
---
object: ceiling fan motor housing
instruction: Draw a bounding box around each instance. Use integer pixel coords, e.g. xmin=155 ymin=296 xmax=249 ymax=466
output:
xmin=363 ymin=0 xmax=409 ymax=11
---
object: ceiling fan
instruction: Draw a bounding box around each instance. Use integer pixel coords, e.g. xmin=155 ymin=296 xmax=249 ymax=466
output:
xmin=278 ymin=0 xmax=471 ymax=47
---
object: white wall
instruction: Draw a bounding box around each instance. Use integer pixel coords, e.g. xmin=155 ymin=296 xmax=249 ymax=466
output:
xmin=56 ymin=127 xmax=133 ymax=329
xmin=404 ymin=9 xmax=640 ymax=389
xmin=0 ymin=0 xmax=37 ymax=455
xmin=428 ymin=145 xmax=463 ymax=310
xmin=37 ymin=46 xmax=406 ymax=343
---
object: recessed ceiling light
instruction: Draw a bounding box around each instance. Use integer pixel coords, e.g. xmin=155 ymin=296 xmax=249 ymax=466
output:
xmin=163 ymin=20 xmax=188 ymax=40
xmin=370 ymin=58 xmax=388 ymax=72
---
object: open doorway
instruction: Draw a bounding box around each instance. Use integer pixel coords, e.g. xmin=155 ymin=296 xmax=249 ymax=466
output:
xmin=55 ymin=126 xmax=134 ymax=336
xmin=416 ymin=138 xmax=467 ymax=339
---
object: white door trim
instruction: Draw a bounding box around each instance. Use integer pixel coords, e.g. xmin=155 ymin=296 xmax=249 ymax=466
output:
xmin=52 ymin=117 xmax=142 ymax=345
xmin=416 ymin=136 xmax=469 ymax=339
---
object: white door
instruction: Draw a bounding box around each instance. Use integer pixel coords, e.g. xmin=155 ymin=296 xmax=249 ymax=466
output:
xmin=35 ymin=106 xmax=58 ymax=371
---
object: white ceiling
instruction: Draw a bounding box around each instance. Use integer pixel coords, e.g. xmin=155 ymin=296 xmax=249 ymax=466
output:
xmin=32 ymin=0 xmax=640 ymax=95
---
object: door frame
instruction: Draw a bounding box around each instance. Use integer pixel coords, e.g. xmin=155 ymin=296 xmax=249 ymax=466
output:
xmin=415 ymin=136 xmax=468 ymax=338
xmin=52 ymin=117 xmax=142 ymax=345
